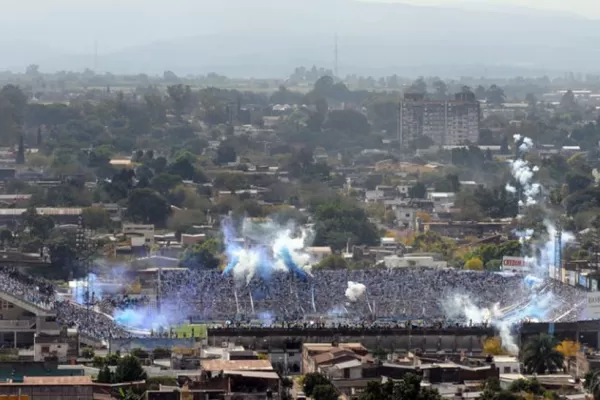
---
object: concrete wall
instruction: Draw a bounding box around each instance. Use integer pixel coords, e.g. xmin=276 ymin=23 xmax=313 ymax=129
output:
xmin=110 ymin=338 xmax=195 ymax=353
xmin=207 ymin=333 xmax=486 ymax=353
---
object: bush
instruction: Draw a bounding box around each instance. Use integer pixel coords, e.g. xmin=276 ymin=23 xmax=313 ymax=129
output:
xmin=105 ymin=353 xmax=120 ymax=366
xmin=92 ymin=356 xmax=105 ymax=368
xmin=81 ymin=347 xmax=95 ymax=359
xmin=146 ymin=376 xmax=178 ymax=390
xmin=130 ymin=348 xmax=149 ymax=359
xmin=152 ymin=347 xmax=171 ymax=359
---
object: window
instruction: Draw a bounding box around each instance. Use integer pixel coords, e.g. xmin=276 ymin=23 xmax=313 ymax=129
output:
xmin=504 ymin=366 xmax=511 ymax=373
xmin=0 ymin=300 xmax=12 ymax=310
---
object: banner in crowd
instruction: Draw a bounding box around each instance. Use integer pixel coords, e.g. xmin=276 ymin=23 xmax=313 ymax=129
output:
xmin=586 ymin=292 xmax=600 ymax=320
xmin=501 ymin=256 xmax=531 ymax=273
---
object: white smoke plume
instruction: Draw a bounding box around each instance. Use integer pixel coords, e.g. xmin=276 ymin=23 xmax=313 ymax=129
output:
xmin=507 ymin=135 xmax=540 ymax=207
xmin=223 ymin=218 xmax=315 ymax=284
xmin=442 ymin=294 xmax=518 ymax=354
xmin=345 ymin=281 xmax=366 ymax=302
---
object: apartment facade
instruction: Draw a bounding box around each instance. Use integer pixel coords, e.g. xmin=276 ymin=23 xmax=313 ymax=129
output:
xmin=399 ymin=92 xmax=481 ymax=146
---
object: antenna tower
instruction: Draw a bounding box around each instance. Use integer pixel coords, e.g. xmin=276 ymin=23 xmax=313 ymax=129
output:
xmin=93 ymin=40 xmax=98 ymax=72
xmin=334 ymin=33 xmax=339 ymax=78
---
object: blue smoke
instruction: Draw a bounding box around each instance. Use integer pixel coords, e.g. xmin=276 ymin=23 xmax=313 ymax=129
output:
xmin=279 ymin=247 xmax=308 ymax=281
xmin=221 ymin=217 xmax=313 ymax=283
xmin=114 ymin=305 xmax=185 ymax=331
xmin=223 ymin=254 xmax=239 ymax=275
xmin=258 ymin=311 xmax=274 ymax=326
xmin=71 ymin=273 xmax=102 ymax=305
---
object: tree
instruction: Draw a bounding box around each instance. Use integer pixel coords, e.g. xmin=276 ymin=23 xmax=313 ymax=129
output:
xmin=486 ymin=84 xmax=505 ymax=106
xmin=303 ymin=373 xmax=332 ymax=397
xmin=408 ymin=182 xmax=427 ymax=199
xmin=560 ymin=89 xmax=578 ymax=113
xmin=324 ymin=109 xmax=370 ymax=137
xmin=48 ymin=236 xmax=80 ymax=279
xmin=126 ymin=188 xmax=171 ymax=227
xmin=215 ymin=142 xmax=237 ymax=165
xmin=432 ymin=79 xmax=448 ymax=100
xmin=464 ymin=257 xmax=484 ymax=271
xmin=434 ymin=174 xmax=460 ymax=192
xmin=166 ymin=84 xmax=193 ymax=118
xmin=525 ymin=93 xmax=537 ymax=107
xmin=483 ymin=337 xmax=506 ymax=355
xmin=15 ymin=134 xmax=25 ymax=164
xmin=82 ymin=207 xmax=112 ymax=231
xmin=313 ymin=199 xmax=380 ymax=251
xmin=167 ymin=153 xmax=205 ymax=182
xmin=312 ymin=384 xmax=338 ymax=400
xmin=151 ymin=173 xmax=182 ymax=197
xmin=359 ymin=373 xmax=442 ymax=400
xmin=407 ymin=77 xmax=427 ymax=94
xmin=555 ymin=339 xmax=580 ymax=371
xmin=214 ymin=172 xmax=248 ymax=192
xmin=180 ymin=241 xmax=221 ymax=270
xmin=522 ymin=334 xmax=564 ymax=374
xmin=314 ymin=254 xmax=348 ymax=270
xmin=113 ymin=355 xmax=147 ymax=383
xmin=23 ymin=208 xmax=55 ymax=242
xmin=97 ymin=365 xmax=113 ymax=383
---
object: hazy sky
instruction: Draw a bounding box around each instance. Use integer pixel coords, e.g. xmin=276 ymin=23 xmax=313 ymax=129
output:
xmin=377 ymin=0 xmax=600 ymax=17
xmin=0 ymin=0 xmax=597 ymax=55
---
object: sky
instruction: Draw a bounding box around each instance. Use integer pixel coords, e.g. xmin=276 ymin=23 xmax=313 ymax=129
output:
xmin=0 ymin=0 xmax=598 ymax=55
xmin=376 ymin=0 xmax=600 ymax=17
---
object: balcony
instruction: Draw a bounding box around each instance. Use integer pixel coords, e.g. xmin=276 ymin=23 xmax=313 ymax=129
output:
xmin=0 ymin=320 xmax=35 ymax=330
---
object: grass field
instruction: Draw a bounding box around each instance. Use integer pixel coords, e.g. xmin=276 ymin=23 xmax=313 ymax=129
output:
xmin=172 ymin=324 xmax=208 ymax=339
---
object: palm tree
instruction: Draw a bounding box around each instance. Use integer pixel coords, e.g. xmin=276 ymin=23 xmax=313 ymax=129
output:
xmin=522 ymin=334 xmax=564 ymax=374
xmin=584 ymin=369 xmax=600 ymax=399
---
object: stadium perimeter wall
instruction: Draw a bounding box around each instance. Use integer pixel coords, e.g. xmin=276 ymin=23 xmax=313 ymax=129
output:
xmin=207 ymin=327 xmax=493 ymax=352
xmin=520 ymin=321 xmax=600 ymax=349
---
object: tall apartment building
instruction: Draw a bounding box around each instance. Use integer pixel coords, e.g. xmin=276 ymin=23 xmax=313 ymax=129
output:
xmin=399 ymin=92 xmax=481 ymax=146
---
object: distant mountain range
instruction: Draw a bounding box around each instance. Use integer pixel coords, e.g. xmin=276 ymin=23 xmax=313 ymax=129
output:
xmin=1 ymin=0 xmax=599 ymax=77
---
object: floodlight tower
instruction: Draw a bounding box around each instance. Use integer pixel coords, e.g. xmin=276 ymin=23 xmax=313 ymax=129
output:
xmin=76 ymin=216 xmax=92 ymax=326
xmin=554 ymin=224 xmax=563 ymax=272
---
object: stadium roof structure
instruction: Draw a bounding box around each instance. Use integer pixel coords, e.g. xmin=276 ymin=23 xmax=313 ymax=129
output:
xmin=0 ymin=290 xmax=55 ymax=317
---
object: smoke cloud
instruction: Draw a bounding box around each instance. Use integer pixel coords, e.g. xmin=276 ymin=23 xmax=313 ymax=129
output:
xmin=507 ymin=135 xmax=540 ymax=207
xmin=441 ymin=134 xmax=576 ymax=354
xmin=345 ymin=281 xmax=366 ymax=302
xmin=222 ymin=217 xmax=314 ymax=284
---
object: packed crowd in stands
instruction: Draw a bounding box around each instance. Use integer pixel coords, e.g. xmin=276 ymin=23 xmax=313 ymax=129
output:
xmin=158 ymin=268 xmax=588 ymax=323
xmin=55 ymin=301 xmax=131 ymax=340
xmin=0 ymin=266 xmax=588 ymax=340
xmin=0 ymin=268 xmax=56 ymax=309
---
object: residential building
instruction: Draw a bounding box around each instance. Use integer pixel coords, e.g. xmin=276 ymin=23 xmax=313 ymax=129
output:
xmin=197 ymin=359 xmax=280 ymax=399
xmin=0 ymin=208 xmax=82 ymax=226
xmin=122 ymin=224 xmax=155 ymax=246
xmin=301 ymin=343 xmax=368 ymax=374
xmin=399 ymin=92 xmax=481 ymax=146
xmin=306 ymin=247 xmax=333 ymax=263
xmin=422 ymin=221 xmax=512 ymax=238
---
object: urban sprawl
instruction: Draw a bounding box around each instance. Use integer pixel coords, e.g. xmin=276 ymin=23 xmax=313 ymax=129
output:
xmin=0 ymin=66 xmax=598 ymax=400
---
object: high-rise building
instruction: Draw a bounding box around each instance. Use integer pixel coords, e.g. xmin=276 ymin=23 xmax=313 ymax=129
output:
xmin=398 ymin=92 xmax=480 ymax=146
